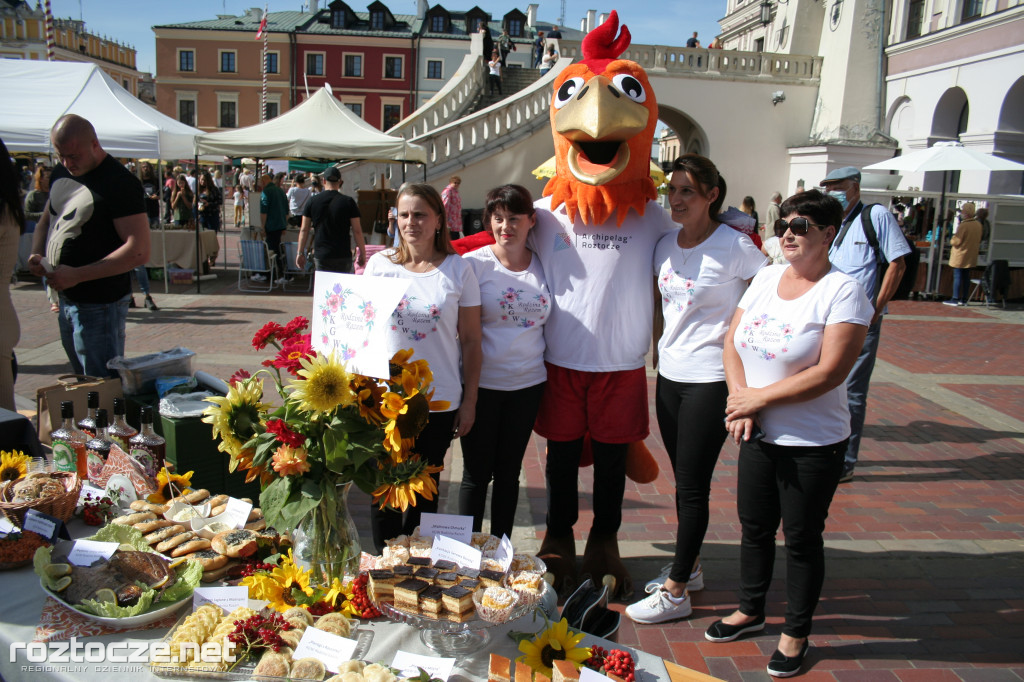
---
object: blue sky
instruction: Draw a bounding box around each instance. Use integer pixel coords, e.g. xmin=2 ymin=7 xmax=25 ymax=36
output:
xmin=47 ymin=0 xmax=725 ymax=75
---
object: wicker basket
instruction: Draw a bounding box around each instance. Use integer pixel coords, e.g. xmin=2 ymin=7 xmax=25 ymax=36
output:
xmin=0 ymin=472 xmax=82 ymax=528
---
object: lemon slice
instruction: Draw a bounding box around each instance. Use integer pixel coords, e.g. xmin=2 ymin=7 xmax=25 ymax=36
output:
xmin=168 ymin=555 xmax=188 ymax=570
xmin=93 ymin=588 xmax=118 ymax=603
xmin=45 ymin=563 xmax=72 ymax=579
xmin=51 ymin=576 xmax=72 ymax=592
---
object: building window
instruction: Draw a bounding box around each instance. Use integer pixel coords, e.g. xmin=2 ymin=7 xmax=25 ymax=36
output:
xmin=220 ymin=50 xmax=236 ymax=73
xmin=265 ymin=101 xmax=279 ymax=119
xmin=754 ymin=37 xmax=764 ymax=52
xmin=178 ymin=50 xmax=194 ymax=72
xmin=384 ymin=56 xmax=403 ymax=79
xmin=332 ymin=10 xmax=345 ymax=28
xmin=961 ymin=0 xmax=983 ymax=21
xmin=122 ymin=78 xmax=129 ymax=89
xmin=906 ymin=0 xmax=925 ymax=39
xmin=345 ymin=102 xmax=362 ymax=117
xmin=306 ymin=53 xmax=324 ymax=76
xmin=430 ymin=15 xmax=445 ymax=32
xmin=220 ymin=101 xmax=237 ymax=128
xmin=266 ymin=52 xmax=278 ymax=74
xmin=383 ymin=103 xmax=402 ymax=130
xmin=371 ymin=11 xmax=385 ymax=30
xmin=426 ymin=60 xmax=443 ymax=79
xmin=178 ymin=99 xmax=195 ymax=126
xmin=508 ymin=19 xmax=522 ymax=37
xmin=344 ymin=54 xmax=362 ymax=77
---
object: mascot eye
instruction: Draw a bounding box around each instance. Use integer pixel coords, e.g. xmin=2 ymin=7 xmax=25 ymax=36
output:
xmin=554 ymin=77 xmax=585 ymax=109
xmin=612 ymin=74 xmax=646 ymax=103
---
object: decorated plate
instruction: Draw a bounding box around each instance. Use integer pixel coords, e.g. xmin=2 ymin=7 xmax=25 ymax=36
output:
xmin=41 ymin=578 xmax=190 ymax=627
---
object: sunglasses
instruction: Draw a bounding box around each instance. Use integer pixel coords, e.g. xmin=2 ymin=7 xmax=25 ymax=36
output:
xmin=774 ymin=217 xmax=825 ymax=238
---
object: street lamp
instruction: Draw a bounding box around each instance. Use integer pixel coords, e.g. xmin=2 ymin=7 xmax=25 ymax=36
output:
xmin=760 ymin=1 xmax=772 ymax=26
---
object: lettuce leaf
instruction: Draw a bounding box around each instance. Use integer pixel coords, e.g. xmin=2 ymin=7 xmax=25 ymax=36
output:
xmin=160 ymin=558 xmax=203 ymax=603
xmin=90 ymin=523 xmax=149 ymax=549
xmin=78 ymin=586 xmax=157 ymax=618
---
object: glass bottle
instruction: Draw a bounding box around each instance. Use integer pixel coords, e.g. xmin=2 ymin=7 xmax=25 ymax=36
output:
xmin=77 ymin=391 xmax=100 ymax=437
xmin=128 ymin=406 xmax=166 ymax=479
xmin=107 ymin=397 xmax=138 ymax=450
xmin=50 ymin=400 xmax=88 ymax=478
xmin=85 ymin=409 xmax=113 ymax=482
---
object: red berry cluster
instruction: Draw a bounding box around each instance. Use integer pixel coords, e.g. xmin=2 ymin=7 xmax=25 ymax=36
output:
xmin=350 ymin=572 xmax=381 ymax=619
xmin=81 ymin=493 xmax=114 ymax=526
xmin=227 ymin=613 xmax=292 ymax=656
xmin=307 ymin=601 xmax=335 ymax=617
xmin=238 ymin=561 xmax=276 ymax=578
xmin=584 ymin=646 xmax=636 ymax=682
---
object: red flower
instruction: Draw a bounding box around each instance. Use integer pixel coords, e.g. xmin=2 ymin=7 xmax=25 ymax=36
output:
xmin=271 ymin=334 xmax=313 ymax=376
xmin=265 ymin=419 xmax=306 ymax=448
xmin=283 ymin=316 xmax=310 ymax=339
xmin=252 ymin=321 xmax=285 ymax=350
xmin=228 ymin=368 xmax=251 ymax=387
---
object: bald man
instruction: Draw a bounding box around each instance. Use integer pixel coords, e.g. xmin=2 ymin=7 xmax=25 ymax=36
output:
xmin=28 ymin=114 xmax=149 ymax=377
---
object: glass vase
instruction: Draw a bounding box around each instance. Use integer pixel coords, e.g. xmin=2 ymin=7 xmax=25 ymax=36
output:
xmin=292 ymin=480 xmax=362 ymax=587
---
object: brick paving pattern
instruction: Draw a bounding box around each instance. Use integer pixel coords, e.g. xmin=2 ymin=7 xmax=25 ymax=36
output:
xmin=10 ymin=231 xmax=1024 ymax=680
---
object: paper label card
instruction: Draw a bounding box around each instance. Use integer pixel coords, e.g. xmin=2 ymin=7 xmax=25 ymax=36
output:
xmin=192 ymin=586 xmax=249 ymax=614
xmin=311 ymin=272 xmax=411 ymax=380
xmin=430 ymin=535 xmax=482 ymax=570
xmin=23 ymin=509 xmax=71 ymax=543
xmin=580 ymin=667 xmax=611 ymax=682
xmin=222 ymin=497 xmax=253 ymax=530
xmin=493 ymin=534 xmax=514 ymax=572
xmin=292 ymin=627 xmax=358 ymax=673
xmin=67 ymin=540 xmax=120 ymax=566
xmin=391 ymin=650 xmax=455 ymax=681
xmin=419 ymin=513 xmax=473 ymax=546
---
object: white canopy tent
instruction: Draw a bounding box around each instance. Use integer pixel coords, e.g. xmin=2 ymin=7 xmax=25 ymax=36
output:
xmin=193 ymin=85 xmax=427 ymax=164
xmin=0 ymin=61 xmax=202 ymax=158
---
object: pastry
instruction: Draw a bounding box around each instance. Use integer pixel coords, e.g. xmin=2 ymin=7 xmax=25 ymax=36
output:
xmin=508 ymin=571 xmax=544 ymax=592
xmin=509 ymin=554 xmax=539 ymax=573
xmin=201 ymin=561 xmax=238 ymax=582
xmin=489 ymin=654 xmax=512 ymax=682
xmin=391 ymin=565 xmax=414 ymax=579
xmin=393 ymin=578 xmax=429 ymax=612
xmin=129 ymin=500 xmax=169 ymax=514
xmin=290 ymin=657 xmax=326 ymax=680
xmin=145 ymin=524 xmax=188 ymax=546
xmin=252 ymin=652 xmax=290 ymax=678
xmin=551 ymin=660 xmax=579 ymax=682
xmin=169 ymin=488 xmax=210 ymax=505
xmin=446 ymin=609 xmax=475 ymax=623
xmin=156 ymin=530 xmax=196 ymax=554
xmin=458 ymin=578 xmax=482 ymax=592
xmin=170 ymin=537 xmax=212 ymax=557
xmin=408 ymin=537 xmax=432 ymax=557
xmin=134 ymin=518 xmax=176 ymax=534
xmin=514 ymin=663 xmax=535 ymax=682
xmin=419 ymin=585 xmax=444 ymax=614
xmin=479 ymin=569 xmax=505 ymax=588
xmin=211 ymin=529 xmax=259 ymax=558
xmin=183 ymin=548 xmax=229 ymax=571
xmin=456 ymin=566 xmax=480 ymax=580
xmin=314 ymin=612 xmax=351 ymax=638
xmin=279 ymin=627 xmax=303 ymax=648
xmin=434 ymin=571 xmax=458 ymax=588
xmin=433 ymin=559 xmax=458 ymax=572
xmin=381 ymin=544 xmax=410 ymax=566
xmin=112 ymin=511 xmax=157 ymax=526
xmin=243 ymin=518 xmax=267 ymax=531
xmin=246 ymin=507 xmax=263 ymax=522
xmin=440 ymin=585 xmax=474 ymax=615
xmin=481 ymin=558 xmax=504 ymax=572
xmin=413 ymin=566 xmax=438 ymax=582
xmin=206 ymin=494 xmax=229 ymax=509
xmin=283 ymin=607 xmax=315 ymax=626
xmin=406 ymin=556 xmax=431 ymax=568
xmin=368 ymin=569 xmax=396 ymax=600
xmin=481 ymin=586 xmax=515 ymax=609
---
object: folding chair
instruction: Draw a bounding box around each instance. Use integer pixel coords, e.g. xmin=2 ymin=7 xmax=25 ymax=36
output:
xmin=238 ymin=239 xmax=277 ymax=292
xmin=281 ymin=242 xmax=313 ymax=292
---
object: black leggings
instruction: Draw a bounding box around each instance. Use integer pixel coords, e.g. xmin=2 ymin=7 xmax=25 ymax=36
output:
xmin=545 ymin=438 xmax=627 ymax=536
xmin=369 ymin=410 xmax=456 ymax=552
xmin=736 ymin=437 xmax=847 ymax=638
xmin=458 ymin=383 xmax=545 ymax=538
xmin=655 ymin=376 xmax=729 ymax=584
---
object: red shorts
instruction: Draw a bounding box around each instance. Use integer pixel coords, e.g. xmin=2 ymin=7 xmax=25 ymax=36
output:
xmin=534 ymin=363 xmax=649 ymax=443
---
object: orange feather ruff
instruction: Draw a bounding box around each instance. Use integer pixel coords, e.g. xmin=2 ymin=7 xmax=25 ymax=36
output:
xmin=543 ymin=12 xmax=659 ymax=227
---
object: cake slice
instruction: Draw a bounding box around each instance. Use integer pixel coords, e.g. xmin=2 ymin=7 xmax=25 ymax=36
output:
xmin=479 ymin=569 xmax=505 ymax=588
xmin=441 ymin=585 xmax=474 ymax=614
xmin=433 ymin=559 xmax=458 ymax=572
xmin=419 ymin=585 xmax=444 ymax=615
xmin=368 ymin=569 xmax=395 ymax=600
xmin=488 ymin=654 xmax=511 ymax=682
xmin=514 ymin=662 xmax=534 ymax=682
xmin=534 ymin=673 xmax=551 ymax=682
xmin=434 ymin=571 xmax=459 ymax=588
xmin=413 ymin=566 xmax=439 ymax=582
xmin=551 ymin=660 xmax=579 ymax=682
xmin=393 ymin=578 xmax=430 ymax=612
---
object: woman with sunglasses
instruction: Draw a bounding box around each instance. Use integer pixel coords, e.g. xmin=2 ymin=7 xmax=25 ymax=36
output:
xmin=626 ymin=154 xmax=766 ymax=625
xmin=706 ymin=189 xmax=872 ymax=677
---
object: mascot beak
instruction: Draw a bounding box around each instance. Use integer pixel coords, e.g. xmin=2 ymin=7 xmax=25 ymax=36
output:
xmin=554 ymin=74 xmax=650 ymax=186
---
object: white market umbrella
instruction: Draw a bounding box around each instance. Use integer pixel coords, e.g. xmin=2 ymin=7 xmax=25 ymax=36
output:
xmin=864 ymin=141 xmax=1024 ymax=295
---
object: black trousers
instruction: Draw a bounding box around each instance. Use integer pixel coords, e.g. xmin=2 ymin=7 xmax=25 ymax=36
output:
xmin=458 ymin=383 xmax=545 ymax=538
xmin=545 ymin=437 xmax=626 ymax=536
xmin=265 ymin=230 xmax=285 ymax=278
xmin=655 ymin=376 xmax=729 ymax=584
xmin=369 ymin=410 xmax=456 ymax=552
xmin=736 ymin=437 xmax=847 ymax=638
xmin=314 ymin=257 xmax=353 ymax=274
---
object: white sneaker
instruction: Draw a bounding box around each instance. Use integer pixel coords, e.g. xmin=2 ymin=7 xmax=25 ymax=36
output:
xmin=625 ymin=588 xmax=692 ymax=624
xmin=275 ymin=277 xmax=293 ymax=285
xmin=644 ymin=563 xmax=704 ymax=594
xmin=251 ymin=274 xmax=267 ymax=282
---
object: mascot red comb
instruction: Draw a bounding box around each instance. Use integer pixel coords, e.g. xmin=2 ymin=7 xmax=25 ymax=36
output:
xmin=527 ymin=12 xmax=675 ymax=601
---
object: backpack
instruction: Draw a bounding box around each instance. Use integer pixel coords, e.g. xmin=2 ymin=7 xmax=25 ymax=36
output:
xmin=836 ymin=203 xmax=920 ymax=303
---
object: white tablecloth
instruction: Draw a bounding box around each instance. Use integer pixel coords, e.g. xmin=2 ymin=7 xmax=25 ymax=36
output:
xmin=147 ymin=229 xmax=219 ymax=270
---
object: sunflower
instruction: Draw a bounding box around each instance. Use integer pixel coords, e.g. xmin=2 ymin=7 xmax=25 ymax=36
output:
xmin=372 ymin=456 xmax=443 ymax=511
xmin=148 ymin=468 xmax=194 ymax=504
xmin=353 ymin=379 xmax=387 ymax=426
xmin=288 ymin=352 xmax=356 ymax=416
xmin=202 ymin=378 xmax=269 ymax=457
xmin=271 ymin=444 xmax=311 ymax=477
xmin=517 ymin=618 xmax=591 ymax=678
xmin=0 ymin=450 xmax=30 ymax=482
xmin=261 ymin=551 xmax=314 ymax=612
xmin=323 ymin=577 xmax=359 ymax=617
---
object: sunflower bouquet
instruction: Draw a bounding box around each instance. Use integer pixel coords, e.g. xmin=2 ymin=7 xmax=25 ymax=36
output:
xmin=203 ymin=316 xmax=448 ymax=584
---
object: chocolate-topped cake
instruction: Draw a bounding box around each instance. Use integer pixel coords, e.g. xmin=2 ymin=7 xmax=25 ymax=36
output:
xmin=407 ymin=556 xmax=432 ymax=567
xmin=393 ymin=578 xmax=430 ymax=612
xmin=413 ymin=566 xmax=439 ymax=581
xmin=433 ymin=559 xmax=458 ymax=572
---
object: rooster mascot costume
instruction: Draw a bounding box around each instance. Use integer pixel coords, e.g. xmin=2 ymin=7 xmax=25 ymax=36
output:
xmin=529 ymin=12 xmax=674 ymax=601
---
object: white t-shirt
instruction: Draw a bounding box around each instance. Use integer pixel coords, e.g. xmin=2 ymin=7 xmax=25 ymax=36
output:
xmin=732 ymin=264 xmax=872 ymax=447
xmin=364 ymin=251 xmax=481 ymax=410
xmin=464 ymin=246 xmax=550 ymax=391
xmin=287 ymin=186 xmax=312 ymax=215
xmin=655 ymin=225 xmax=767 ymax=383
xmin=529 ymin=199 xmax=676 ymax=371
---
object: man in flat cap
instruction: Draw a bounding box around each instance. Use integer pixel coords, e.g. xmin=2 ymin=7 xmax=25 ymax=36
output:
xmin=295 ymin=166 xmax=365 ymax=274
xmin=820 ymin=166 xmax=911 ymax=482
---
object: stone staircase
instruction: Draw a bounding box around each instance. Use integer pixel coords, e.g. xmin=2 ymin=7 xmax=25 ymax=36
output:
xmin=470 ymin=65 xmax=544 ymax=113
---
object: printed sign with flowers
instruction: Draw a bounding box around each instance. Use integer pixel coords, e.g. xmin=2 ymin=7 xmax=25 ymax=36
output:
xmin=202 ymin=316 xmax=448 ymax=584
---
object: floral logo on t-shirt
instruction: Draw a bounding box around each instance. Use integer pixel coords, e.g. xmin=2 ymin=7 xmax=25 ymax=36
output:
xmin=739 ymin=312 xmax=791 ymax=360
xmin=494 ymin=285 xmax=548 ymax=327
xmin=659 ymin=268 xmax=696 ymax=310
xmin=391 ymin=298 xmax=441 ymax=343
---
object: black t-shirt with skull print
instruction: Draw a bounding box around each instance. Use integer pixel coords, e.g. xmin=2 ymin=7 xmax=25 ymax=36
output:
xmin=47 ymin=155 xmax=146 ymax=304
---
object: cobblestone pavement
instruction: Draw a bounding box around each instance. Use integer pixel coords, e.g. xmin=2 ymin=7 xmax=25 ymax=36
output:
xmin=10 ymin=232 xmax=1024 ymax=681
